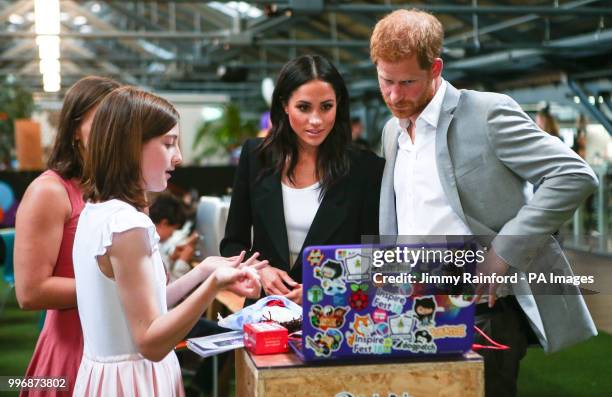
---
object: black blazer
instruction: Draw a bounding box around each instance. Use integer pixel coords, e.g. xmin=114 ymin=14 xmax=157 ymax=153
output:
xmin=220 ymin=138 xmax=385 ymax=283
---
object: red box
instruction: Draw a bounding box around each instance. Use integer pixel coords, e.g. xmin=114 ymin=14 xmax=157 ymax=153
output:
xmin=244 ymin=322 xmax=289 ymax=355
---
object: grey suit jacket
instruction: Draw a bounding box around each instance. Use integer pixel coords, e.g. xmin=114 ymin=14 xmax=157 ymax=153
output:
xmin=379 ymin=81 xmax=599 ymax=353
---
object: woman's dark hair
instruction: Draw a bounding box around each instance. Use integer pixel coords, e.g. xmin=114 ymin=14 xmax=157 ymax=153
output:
xmin=82 ymin=86 xmax=179 ymax=210
xmin=47 ymin=76 xmax=121 ymax=179
xmin=258 ymin=54 xmax=351 ymax=196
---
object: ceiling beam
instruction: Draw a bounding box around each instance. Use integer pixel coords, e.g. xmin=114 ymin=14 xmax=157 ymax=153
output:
xmin=326 ymin=3 xmax=612 ymax=16
xmin=0 ymin=0 xmax=32 ymax=23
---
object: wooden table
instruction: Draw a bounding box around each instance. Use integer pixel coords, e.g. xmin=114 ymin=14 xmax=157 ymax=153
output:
xmin=205 ymin=290 xmax=245 ymax=321
xmin=235 ymin=348 xmax=484 ymax=397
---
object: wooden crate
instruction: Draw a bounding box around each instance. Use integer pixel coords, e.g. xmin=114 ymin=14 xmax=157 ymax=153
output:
xmin=235 ymin=348 xmax=483 ymax=397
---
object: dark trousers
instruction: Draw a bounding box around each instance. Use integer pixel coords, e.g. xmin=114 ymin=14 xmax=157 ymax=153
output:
xmin=475 ymin=297 xmax=531 ymax=397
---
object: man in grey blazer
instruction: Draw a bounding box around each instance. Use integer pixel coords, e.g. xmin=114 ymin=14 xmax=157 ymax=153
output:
xmin=371 ymin=9 xmax=598 ymax=397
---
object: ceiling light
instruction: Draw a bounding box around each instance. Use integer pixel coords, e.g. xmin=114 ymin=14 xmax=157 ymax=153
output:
xmin=43 ymin=72 xmax=61 ymax=93
xmin=73 ymin=16 xmax=87 ymax=26
xmin=8 ymin=14 xmax=24 ymax=25
xmin=36 ymin=36 xmax=60 ymax=59
xmin=39 ymin=58 xmax=60 ymax=75
xmin=35 ymin=0 xmax=61 ymax=92
xmin=35 ymin=0 xmax=60 ymax=35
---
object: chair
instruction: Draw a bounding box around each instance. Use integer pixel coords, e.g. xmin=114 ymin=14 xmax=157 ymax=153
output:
xmin=195 ymin=196 xmax=230 ymax=258
xmin=188 ymin=197 xmax=233 ymax=397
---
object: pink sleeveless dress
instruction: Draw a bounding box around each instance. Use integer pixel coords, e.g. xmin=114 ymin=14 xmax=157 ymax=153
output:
xmin=22 ymin=170 xmax=84 ymax=397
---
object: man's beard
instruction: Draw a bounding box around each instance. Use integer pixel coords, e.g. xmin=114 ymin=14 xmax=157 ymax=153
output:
xmin=385 ymin=98 xmax=427 ymax=119
xmin=384 ymin=80 xmax=435 ymax=119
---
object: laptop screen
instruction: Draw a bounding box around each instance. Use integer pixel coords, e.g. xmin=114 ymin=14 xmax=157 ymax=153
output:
xmin=300 ymin=243 xmax=477 ymax=361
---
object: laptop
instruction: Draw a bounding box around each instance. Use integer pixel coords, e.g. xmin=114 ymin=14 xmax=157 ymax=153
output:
xmin=295 ymin=243 xmax=476 ymax=362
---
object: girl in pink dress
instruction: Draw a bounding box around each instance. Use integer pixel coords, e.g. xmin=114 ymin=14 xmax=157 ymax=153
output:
xmin=72 ymin=87 xmax=263 ymax=396
xmin=15 ymin=76 xmax=121 ymax=396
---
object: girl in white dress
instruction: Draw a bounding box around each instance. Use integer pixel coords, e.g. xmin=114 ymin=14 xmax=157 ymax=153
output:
xmin=72 ymin=86 xmax=263 ymax=396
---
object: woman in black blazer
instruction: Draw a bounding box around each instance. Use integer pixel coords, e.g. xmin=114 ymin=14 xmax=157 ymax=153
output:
xmin=221 ymin=55 xmax=384 ymax=304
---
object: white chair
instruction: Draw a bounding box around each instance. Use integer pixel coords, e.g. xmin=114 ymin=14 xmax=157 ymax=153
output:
xmin=195 ymin=196 xmax=230 ymax=259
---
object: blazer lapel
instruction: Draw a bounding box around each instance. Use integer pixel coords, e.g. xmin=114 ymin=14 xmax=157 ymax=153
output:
xmin=435 ymin=83 xmax=469 ymax=227
xmin=301 ymin=179 xmax=348 ymax=258
xmin=380 ymin=125 xmax=401 ymax=235
xmin=254 ymin=171 xmax=290 ymax=270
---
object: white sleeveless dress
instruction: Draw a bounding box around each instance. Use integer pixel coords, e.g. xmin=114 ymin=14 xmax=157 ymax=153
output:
xmin=72 ymin=199 xmax=184 ymax=396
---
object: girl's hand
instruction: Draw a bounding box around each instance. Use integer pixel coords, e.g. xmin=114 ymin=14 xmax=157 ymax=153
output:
xmin=213 ymin=266 xmax=262 ymax=299
xmin=197 ymin=251 xmax=268 ymax=275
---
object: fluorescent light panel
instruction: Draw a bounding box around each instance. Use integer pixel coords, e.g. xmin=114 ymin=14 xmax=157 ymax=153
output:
xmin=34 ymin=0 xmax=60 ymax=35
xmin=34 ymin=0 xmax=61 ymax=92
xmin=36 ymin=36 xmax=60 ymax=59
xmin=43 ymin=72 xmax=61 ymax=93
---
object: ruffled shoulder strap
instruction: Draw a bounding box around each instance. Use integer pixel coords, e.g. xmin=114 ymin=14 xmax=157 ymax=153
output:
xmin=94 ymin=202 xmax=160 ymax=257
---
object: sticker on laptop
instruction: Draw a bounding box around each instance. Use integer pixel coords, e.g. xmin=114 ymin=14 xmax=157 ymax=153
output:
xmin=309 ymin=305 xmax=350 ymax=331
xmin=412 ymin=296 xmax=437 ymax=327
xmin=372 ymin=308 xmax=388 ymax=323
xmin=305 ymin=329 xmax=343 ymax=357
xmin=335 ymin=247 xmax=361 ymax=260
xmin=314 ymin=259 xmax=346 ymax=296
xmin=306 ymin=249 xmax=324 ymax=267
xmin=345 ymin=314 xmax=392 ymax=354
xmin=306 ymin=285 xmax=324 ymax=304
xmin=348 ymin=283 xmax=369 ymax=310
xmin=372 ymin=290 xmax=406 ymax=314
xmin=343 ymin=254 xmax=371 ymax=282
xmin=409 ymin=329 xmax=437 ymax=353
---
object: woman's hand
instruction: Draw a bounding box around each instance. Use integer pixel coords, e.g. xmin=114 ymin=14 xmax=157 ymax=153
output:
xmin=283 ymin=284 xmax=302 ymax=305
xmin=259 ymin=266 xmax=298 ymax=296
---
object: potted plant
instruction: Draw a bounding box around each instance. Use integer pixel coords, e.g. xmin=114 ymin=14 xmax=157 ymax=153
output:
xmin=192 ymin=103 xmax=257 ymax=164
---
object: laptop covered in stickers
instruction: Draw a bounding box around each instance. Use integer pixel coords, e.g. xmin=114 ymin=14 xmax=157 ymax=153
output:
xmin=296 ymin=243 xmax=477 ymax=362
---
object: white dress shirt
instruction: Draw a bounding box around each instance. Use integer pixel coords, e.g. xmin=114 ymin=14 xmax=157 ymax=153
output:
xmin=393 ymin=80 xmax=472 ymax=236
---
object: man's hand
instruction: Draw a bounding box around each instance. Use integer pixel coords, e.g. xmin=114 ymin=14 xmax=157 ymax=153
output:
xmin=259 ymin=267 xmax=298 ymax=296
xmin=475 ymin=247 xmax=510 ymax=308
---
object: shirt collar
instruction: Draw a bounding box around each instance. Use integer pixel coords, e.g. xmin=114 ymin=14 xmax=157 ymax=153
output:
xmin=396 ymin=79 xmax=447 ymax=130
xmin=419 ymin=79 xmax=447 ymax=128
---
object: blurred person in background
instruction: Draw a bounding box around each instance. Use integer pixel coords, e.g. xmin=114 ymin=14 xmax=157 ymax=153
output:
xmin=350 ymin=116 xmax=371 ymax=151
xmin=536 ymin=105 xmax=561 ymax=138
xmin=149 ymin=192 xmax=198 ymax=283
xmin=574 ymin=114 xmax=588 ymax=159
